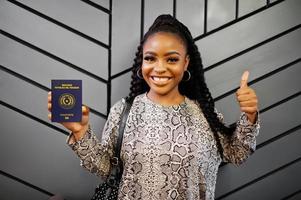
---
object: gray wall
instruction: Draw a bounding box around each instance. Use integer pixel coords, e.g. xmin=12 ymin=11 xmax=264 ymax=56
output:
xmin=0 ymin=0 xmax=300 ymax=199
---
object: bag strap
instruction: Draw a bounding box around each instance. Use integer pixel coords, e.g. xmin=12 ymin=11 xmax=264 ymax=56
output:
xmin=115 ymin=96 xmax=133 ymax=161
xmin=109 ymin=96 xmax=134 ymax=181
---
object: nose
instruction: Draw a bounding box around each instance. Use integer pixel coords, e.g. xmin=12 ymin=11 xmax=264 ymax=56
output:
xmin=154 ymin=60 xmax=166 ymax=73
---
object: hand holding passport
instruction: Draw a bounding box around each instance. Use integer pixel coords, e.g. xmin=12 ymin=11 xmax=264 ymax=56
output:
xmin=48 ymin=80 xmax=90 ymax=140
xmin=51 ymin=80 xmax=82 ymax=122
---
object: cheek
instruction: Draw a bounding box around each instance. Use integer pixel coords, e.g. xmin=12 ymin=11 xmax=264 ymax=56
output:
xmin=141 ymin=64 xmax=152 ymax=76
xmin=174 ymin=66 xmax=186 ymax=79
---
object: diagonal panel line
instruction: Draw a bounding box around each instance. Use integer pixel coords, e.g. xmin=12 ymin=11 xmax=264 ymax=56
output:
xmin=110 ymin=22 xmax=300 ymax=81
xmin=259 ymin=91 xmax=301 ymax=114
xmin=257 ymin=124 xmax=301 ymax=150
xmin=81 ymin=0 xmax=111 ymax=14
xmin=214 ymin=58 xmax=301 ymax=102
xmin=7 ymin=0 xmax=109 ymax=49
xmin=204 ymin=24 xmax=301 ymax=72
xmin=109 ymin=59 xmax=300 ymax=111
xmin=229 ymin=91 xmax=301 ymax=127
xmin=217 ymin=157 xmax=301 ymax=200
xmin=219 ymin=92 xmax=301 ymax=168
xmin=0 ymin=170 xmax=53 ymax=197
xmin=111 ymin=67 xmax=133 ymax=80
xmin=0 ymin=65 xmax=107 ymax=119
xmin=194 ymin=0 xmax=285 ymax=41
xmin=0 ymin=64 xmax=48 ymax=91
xmin=0 ymin=30 xmax=108 ymax=84
xmin=281 ymin=189 xmax=301 ymax=200
xmin=0 ymin=100 xmax=70 ymax=136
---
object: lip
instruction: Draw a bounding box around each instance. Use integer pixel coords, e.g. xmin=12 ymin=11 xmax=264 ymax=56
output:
xmin=150 ymin=76 xmax=172 ymax=86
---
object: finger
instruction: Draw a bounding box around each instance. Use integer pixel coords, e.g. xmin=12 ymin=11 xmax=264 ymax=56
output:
xmin=239 ymin=100 xmax=258 ymax=107
xmin=236 ymin=87 xmax=252 ymax=96
xmin=240 ymin=106 xmax=258 ymax=114
xmin=82 ymin=105 xmax=90 ymax=114
xmin=48 ymin=92 xmax=52 ymax=102
xmin=237 ymin=94 xmax=256 ymax=102
xmin=48 ymin=103 xmax=52 ymax=111
xmin=240 ymin=71 xmax=249 ymax=89
xmin=48 ymin=113 xmax=52 ymax=121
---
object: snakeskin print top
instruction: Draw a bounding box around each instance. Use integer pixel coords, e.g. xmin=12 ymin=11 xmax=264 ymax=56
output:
xmin=67 ymin=92 xmax=260 ymax=200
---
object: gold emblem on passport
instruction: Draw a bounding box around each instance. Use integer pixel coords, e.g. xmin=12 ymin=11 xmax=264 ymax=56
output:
xmin=59 ymin=93 xmax=76 ymax=109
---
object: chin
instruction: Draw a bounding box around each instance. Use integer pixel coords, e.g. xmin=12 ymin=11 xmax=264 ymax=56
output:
xmin=148 ymin=86 xmax=177 ymax=97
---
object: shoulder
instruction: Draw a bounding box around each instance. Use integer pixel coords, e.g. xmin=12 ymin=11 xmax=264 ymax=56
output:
xmin=185 ymin=98 xmax=224 ymax=121
xmin=109 ymin=93 xmax=144 ymax=116
xmin=108 ymin=98 xmax=126 ymax=118
xmin=183 ymin=97 xmax=203 ymax=117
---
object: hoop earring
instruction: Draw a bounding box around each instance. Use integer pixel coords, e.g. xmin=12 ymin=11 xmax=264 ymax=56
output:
xmin=183 ymin=70 xmax=191 ymax=81
xmin=136 ymin=68 xmax=143 ymax=79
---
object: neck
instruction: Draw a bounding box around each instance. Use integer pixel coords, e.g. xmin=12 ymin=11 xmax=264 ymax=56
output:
xmin=146 ymin=90 xmax=185 ymax=106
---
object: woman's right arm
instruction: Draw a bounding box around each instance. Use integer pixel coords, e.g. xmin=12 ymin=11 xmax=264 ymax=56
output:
xmin=48 ymin=91 xmax=125 ymax=178
xmin=66 ymin=99 xmax=125 ymax=178
xmin=66 ymin=123 xmax=113 ymax=177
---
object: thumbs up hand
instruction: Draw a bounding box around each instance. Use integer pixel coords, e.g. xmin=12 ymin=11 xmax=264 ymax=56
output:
xmin=236 ymin=71 xmax=258 ymax=124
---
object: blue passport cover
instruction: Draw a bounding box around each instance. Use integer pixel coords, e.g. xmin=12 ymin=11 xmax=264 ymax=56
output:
xmin=51 ymin=80 xmax=82 ymax=122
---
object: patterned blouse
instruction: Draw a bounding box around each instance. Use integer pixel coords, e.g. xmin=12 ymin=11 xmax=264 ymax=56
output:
xmin=67 ymin=92 xmax=260 ymax=200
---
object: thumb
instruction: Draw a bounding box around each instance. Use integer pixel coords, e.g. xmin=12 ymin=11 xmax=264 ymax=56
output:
xmin=82 ymin=105 xmax=90 ymax=114
xmin=240 ymin=71 xmax=249 ymax=88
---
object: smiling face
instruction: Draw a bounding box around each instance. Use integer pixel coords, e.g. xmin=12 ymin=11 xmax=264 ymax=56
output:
xmin=141 ymin=32 xmax=190 ymax=103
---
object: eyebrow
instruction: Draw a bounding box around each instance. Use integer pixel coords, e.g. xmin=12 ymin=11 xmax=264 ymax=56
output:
xmin=144 ymin=51 xmax=181 ymax=56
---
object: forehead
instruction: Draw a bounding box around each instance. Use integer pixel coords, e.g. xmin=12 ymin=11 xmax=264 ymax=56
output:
xmin=143 ymin=32 xmax=186 ymax=53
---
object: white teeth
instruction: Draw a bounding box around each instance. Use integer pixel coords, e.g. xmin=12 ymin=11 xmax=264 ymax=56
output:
xmin=153 ymin=77 xmax=169 ymax=82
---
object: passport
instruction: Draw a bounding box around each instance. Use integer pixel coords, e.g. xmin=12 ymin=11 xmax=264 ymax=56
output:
xmin=51 ymin=80 xmax=82 ymax=122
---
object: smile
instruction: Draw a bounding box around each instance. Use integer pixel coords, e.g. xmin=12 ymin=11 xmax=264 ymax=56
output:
xmin=150 ymin=76 xmax=172 ymax=85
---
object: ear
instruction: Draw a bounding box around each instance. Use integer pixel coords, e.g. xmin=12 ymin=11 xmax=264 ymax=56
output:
xmin=184 ymin=55 xmax=190 ymax=71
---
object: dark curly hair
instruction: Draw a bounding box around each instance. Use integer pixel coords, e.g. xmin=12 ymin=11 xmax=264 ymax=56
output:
xmin=128 ymin=14 xmax=236 ymax=157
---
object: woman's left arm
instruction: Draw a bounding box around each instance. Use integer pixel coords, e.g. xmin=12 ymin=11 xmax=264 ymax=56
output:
xmin=217 ymin=71 xmax=261 ymax=165
xmin=236 ymin=71 xmax=259 ymax=125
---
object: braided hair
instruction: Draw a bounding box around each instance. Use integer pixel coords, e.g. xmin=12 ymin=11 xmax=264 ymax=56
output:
xmin=128 ymin=14 xmax=236 ymax=157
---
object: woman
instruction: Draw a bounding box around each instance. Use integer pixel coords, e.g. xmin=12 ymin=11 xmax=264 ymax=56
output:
xmin=48 ymin=14 xmax=260 ymax=199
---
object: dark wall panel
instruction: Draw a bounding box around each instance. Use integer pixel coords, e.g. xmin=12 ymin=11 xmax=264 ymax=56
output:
xmin=221 ymin=158 xmax=301 ymax=200
xmin=111 ymin=0 xmax=141 ymax=76
xmin=0 ymin=105 xmax=100 ymax=200
xmin=215 ymin=61 xmax=301 ymax=124
xmin=17 ymin=0 xmax=109 ymax=44
xmin=257 ymin=96 xmax=301 ymax=145
xmin=196 ymin=0 xmax=301 ymax=67
xmin=0 ymin=1 xmax=108 ymax=80
xmin=0 ymin=174 xmax=50 ymax=200
xmin=111 ymin=72 xmax=131 ymax=105
xmin=205 ymin=28 xmax=301 ymax=99
xmin=176 ymin=0 xmax=204 ymax=37
xmin=88 ymin=0 xmax=110 ymax=10
xmin=144 ymin=0 xmax=173 ymax=34
xmin=0 ymin=69 xmax=106 ymax=136
xmin=239 ymin=0 xmax=266 ymax=16
xmin=286 ymin=192 xmax=301 ymax=200
xmin=215 ymin=128 xmax=301 ymax=198
xmin=207 ymin=0 xmax=236 ymax=31
xmin=0 ymin=35 xmax=108 ymax=115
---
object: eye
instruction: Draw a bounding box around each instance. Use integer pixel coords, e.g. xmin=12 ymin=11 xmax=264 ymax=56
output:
xmin=167 ymin=57 xmax=179 ymax=63
xmin=144 ymin=56 xmax=155 ymax=62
